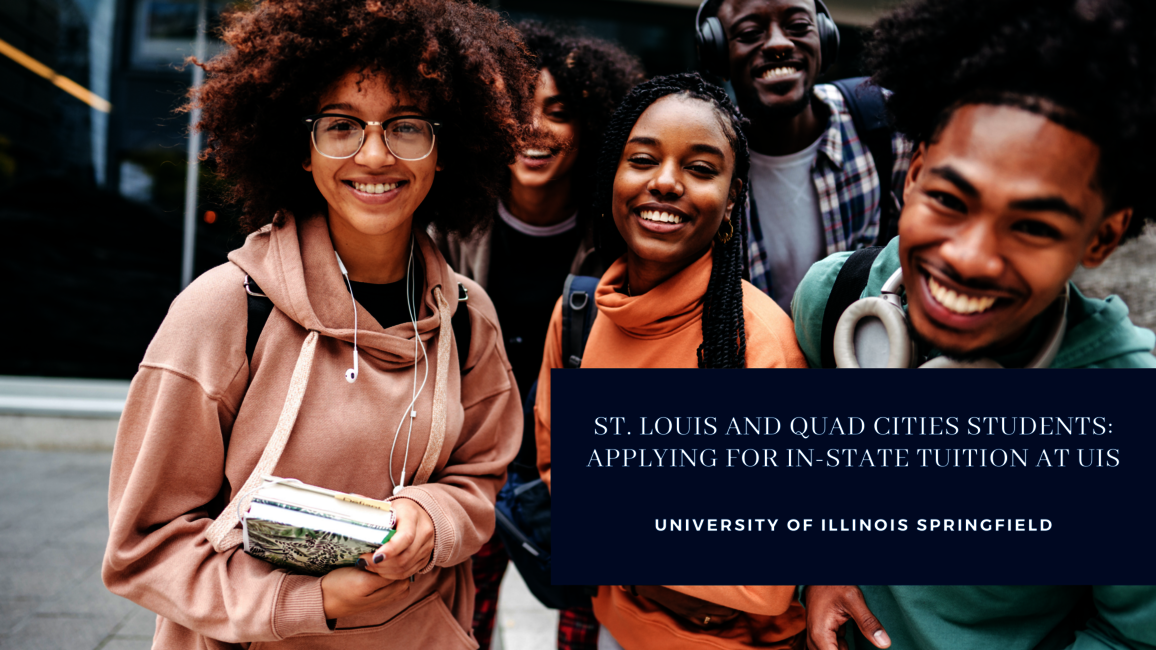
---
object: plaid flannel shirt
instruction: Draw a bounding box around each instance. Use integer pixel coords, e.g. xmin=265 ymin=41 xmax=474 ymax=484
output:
xmin=745 ymin=83 xmax=913 ymax=298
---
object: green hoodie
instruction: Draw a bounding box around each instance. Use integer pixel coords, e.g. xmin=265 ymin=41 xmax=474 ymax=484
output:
xmin=850 ymin=585 xmax=1156 ymax=650
xmin=791 ymin=238 xmax=1156 ymax=369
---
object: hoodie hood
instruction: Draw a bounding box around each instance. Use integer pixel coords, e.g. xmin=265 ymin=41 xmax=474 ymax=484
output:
xmin=1051 ymin=285 xmax=1156 ymax=368
xmin=228 ymin=212 xmax=460 ymax=369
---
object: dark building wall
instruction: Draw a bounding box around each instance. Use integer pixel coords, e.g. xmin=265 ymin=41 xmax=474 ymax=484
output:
xmin=0 ymin=0 xmax=231 ymax=379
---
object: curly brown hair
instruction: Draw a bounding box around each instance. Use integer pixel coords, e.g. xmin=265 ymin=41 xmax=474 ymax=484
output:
xmin=191 ymin=0 xmax=536 ymax=236
xmin=516 ymin=21 xmax=645 ymax=222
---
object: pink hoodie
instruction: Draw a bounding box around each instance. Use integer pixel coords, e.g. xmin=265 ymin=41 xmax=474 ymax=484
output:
xmin=102 ymin=212 xmax=521 ymax=648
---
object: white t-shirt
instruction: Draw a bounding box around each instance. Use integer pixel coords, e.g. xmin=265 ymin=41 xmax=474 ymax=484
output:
xmin=748 ymin=135 xmax=825 ymax=312
xmin=497 ymin=199 xmax=578 ymax=237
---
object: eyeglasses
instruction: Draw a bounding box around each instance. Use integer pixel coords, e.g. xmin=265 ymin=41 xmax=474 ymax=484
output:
xmin=302 ymin=114 xmax=443 ymax=161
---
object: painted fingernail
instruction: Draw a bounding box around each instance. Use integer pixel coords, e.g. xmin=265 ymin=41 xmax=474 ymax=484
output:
xmin=356 ymin=558 xmax=367 ymax=570
xmin=373 ymin=554 xmax=384 ymax=564
xmin=874 ymin=630 xmax=891 ymax=647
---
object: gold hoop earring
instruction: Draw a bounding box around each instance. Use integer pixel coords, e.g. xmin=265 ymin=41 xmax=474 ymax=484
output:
xmin=716 ymin=219 xmax=734 ymax=244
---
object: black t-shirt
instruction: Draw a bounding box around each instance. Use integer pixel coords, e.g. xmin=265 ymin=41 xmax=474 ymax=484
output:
xmin=347 ymin=261 xmax=424 ymax=331
xmin=486 ymin=214 xmax=582 ymax=401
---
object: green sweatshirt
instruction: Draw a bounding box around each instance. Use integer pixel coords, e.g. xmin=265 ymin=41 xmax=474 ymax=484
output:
xmin=791 ymin=238 xmax=1156 ymax=369
xmin=851 ymin=586 xmax=1156 ymax=650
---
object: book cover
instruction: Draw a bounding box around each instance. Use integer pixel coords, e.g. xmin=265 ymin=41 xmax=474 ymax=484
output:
xmin=241 ymin=477 xmax=397 ymax=575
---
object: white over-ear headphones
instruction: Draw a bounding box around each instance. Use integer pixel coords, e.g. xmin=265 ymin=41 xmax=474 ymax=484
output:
xmin=334 ymin=251 xmax=359 ymax=382
xmin=832 ymin=269 xmax=1068 ymax=369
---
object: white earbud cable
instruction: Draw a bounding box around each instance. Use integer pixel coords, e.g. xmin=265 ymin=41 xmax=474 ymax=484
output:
xmin=335 ymin=251 xmax=359 ymax=383
xmin=336 ymin=241 xmax=429 ymax=495
xmin=389 ymin=236 xmax=429 ymax=495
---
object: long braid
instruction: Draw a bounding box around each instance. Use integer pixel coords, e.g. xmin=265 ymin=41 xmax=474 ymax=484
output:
xmin=592 ymin=73 xmax=751 ymax=369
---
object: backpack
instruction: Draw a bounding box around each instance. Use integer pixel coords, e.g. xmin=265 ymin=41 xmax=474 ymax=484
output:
xmin=243 ymin=275 xmax=473 ymax=371
xmin=494 ymin=274 xmax=599 ymax=610
xmin=829 ymin=77 xmax=899 ymax=247
xmin=819 ymin=246 xmax=883 ymax=368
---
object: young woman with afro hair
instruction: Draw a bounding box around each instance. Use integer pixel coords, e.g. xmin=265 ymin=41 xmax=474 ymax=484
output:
xmin=534 ymin=73 xmax=807 ymax=650
xmin=433 ymin=21 xmax=645 ymax=650
xmin=101 ymin=1 xmax=538 ymax=647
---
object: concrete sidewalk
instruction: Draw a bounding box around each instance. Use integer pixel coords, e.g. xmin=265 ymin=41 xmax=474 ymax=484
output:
xmin=0 ymin=377 xmax=125 ymax=451
xmin=0 ymin=448 xmax=555 ymax=650
xmin=0 ymin=450 xmax=151 ymax=649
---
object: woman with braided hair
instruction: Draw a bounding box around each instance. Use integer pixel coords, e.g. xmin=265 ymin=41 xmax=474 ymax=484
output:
xmin=533 ymin=73 xmax=806 ymax=650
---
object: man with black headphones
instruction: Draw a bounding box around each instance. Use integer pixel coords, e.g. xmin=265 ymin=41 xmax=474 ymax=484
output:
xmin=695 ymin=0 xmax=912 ymax=311
xmin=789 ymin=0 xmax=1156 ymax=372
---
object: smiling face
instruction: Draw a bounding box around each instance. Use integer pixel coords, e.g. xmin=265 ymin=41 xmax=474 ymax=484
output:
xmin=612 ymin=94 xmax=740 ymax=278
xmin=899 ymin=104 xmax=1131 ymax=358
xmin=510 ymin=68 xmax=581 ymax=190
xmin=304 ymin=69 xmax=439 ymax=242
xmin=717 ymin=0 xmax=822 ymax=121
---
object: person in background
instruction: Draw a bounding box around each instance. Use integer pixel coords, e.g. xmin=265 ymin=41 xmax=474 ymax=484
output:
xmin=536 ymin=73 xmax=806 ymax=650
xmin=695 ymin=0 xmax=913 ymax=311
xmin=434 ymin=21 xmax=645 ymax=650
xmin=101 ymin=1 xmax=534 ymax=647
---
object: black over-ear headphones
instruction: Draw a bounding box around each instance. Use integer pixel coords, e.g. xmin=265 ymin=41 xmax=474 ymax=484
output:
xmin=695 ymin=0 xmax=840 ymax=81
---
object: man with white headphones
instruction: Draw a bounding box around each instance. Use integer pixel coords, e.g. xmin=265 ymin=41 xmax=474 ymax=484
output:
xmin=695 ymin=0 xmax=912 ymax=312
xmin=790 ymin=0 xmax=1156 ymax=371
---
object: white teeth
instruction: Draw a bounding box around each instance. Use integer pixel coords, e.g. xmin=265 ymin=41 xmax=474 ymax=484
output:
xmin=639 ymin=210 xmax=684 ymax=224
xmin=760 ymin=66 xmax=796 ymax=80
xmin=928 ymin=276 xmax=998 ymax=315
xmin=523 ymin=149 xmax=552 ymax=158
xmin=353 ymin=181 xmax=399 ymax=194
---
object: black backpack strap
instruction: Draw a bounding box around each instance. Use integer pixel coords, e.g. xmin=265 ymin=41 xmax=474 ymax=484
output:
xmin=831 ymin=77 xmax=897 ymax=246
xmin=819 ymin=247 xmax=883 ymax=369
xmin=451 ymin=282 xmax=471 ymax=374
xmin=244 ymin=275 xmax=273 ymax=365
xmin=560 ymin=275 xmax=600 ymax=369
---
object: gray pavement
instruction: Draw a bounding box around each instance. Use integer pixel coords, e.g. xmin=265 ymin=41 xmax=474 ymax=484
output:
xmin=0 ymin=449 xmax=554 ymax=650
xmin=0 ymin=450 xmax=154 ymax=650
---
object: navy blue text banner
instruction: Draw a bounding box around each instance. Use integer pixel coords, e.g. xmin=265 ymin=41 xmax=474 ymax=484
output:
xmin=549 ymin=369 xmax=1155 ymax=585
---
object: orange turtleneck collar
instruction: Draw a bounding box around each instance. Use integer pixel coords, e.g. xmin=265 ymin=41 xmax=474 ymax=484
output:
xmin=593 ymin=249 xmax=713 ymax=341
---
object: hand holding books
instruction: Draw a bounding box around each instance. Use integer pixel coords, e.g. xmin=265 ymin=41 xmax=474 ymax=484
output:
xmin=356 ymin=498 xmax=436 ymax=581
xmin=321 ymin=499 xmax=435 ymax=620
xmin=237 ymin=477 xmax=435 ymax=620
xmin=320 ymin=568 xmax=411 ymax=620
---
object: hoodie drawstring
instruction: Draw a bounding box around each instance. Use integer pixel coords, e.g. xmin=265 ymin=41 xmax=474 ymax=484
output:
xmin=205 ymin=284 xmax=457 ymax=552
xmin=413 ymin=285 xmax=452 ymax=486
xmin=207 ymin=330 xmax=320 ymax=552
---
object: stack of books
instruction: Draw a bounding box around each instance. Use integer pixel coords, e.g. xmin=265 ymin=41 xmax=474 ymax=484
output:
xmin=241 ymin=477 xmax=397 ymax=576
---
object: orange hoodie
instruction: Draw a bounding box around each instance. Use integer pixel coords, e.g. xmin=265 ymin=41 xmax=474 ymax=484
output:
xmin=533 ymin=250 xmax=806 ymax=650
xmin=102 ymin=212 xmax=521 ymax=649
